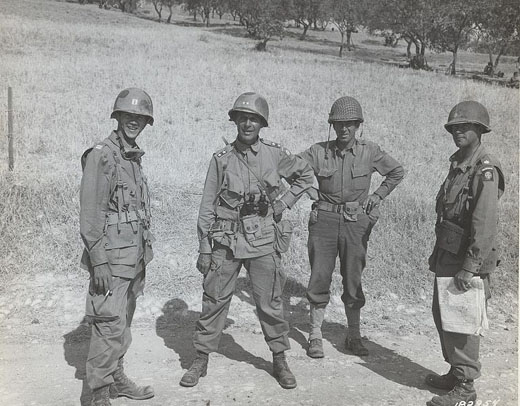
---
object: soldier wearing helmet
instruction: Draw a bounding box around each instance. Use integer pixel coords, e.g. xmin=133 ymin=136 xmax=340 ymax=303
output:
xmin=80 ymin=88 xmax=155 ymax=406
xmin=298 ymin=96 xmax=404 ymax=358
xmin=180 ymin=92 xmax=313 ymax=390
xmin=425 ymin=101 xmax=505 ymax=406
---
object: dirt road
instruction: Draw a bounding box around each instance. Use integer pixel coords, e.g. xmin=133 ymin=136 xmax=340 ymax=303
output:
xmin=0 ymin=273 xmax=517 ymax=406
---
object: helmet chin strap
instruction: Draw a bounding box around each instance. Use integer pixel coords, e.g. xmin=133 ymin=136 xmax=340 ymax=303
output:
xmin=325 ymin=124 xmax=332 ymax=160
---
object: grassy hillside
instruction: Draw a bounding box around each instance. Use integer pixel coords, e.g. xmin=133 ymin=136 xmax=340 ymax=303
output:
xmin=0 ymin=0 xmax=518 ymax=309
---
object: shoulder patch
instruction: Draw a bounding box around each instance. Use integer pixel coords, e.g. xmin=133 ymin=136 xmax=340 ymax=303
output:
xmin=481 ymin=167 xmax=494 ymax=181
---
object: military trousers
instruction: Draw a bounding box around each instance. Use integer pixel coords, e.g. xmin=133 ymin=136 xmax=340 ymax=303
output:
xmin=85 ymin=266 xmax=145 ymax=390
xmin=431 ymin=278 xmax=489 ymax=381
xmin=307 ymin=210 xmax=375 ymax=310
xmin=193 ymin=243 xmax=290 ymax=354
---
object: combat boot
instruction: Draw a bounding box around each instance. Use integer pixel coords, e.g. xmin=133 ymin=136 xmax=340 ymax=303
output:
xmin=424 ymin=368 xmax=458 ymax=390
xmin=306 ymin=338 xmax=324 ymax=358
xmin=179 ymin=352 xmax=208 ymax=387
xmin=345 ymin=337 xmax=369 ymax=356
xmin=111 ymin=358 xmax=154 ymax=400
xmin=426 ymin=380 xmax=477 ymax=406
xmin=91 ymin=385 xmax=111 ymax=406
xmin=273 ymin=352 xmax=297 ymax=389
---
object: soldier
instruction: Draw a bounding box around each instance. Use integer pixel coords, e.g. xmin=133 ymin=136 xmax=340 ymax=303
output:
xmin=80 ymin=88 xmax=156 ymax=406
xmin=180 ymin=92 xmax=314 ymax=390
xmin=425 ymin=101 xmax=505 ymax=406
xmin=299 ymin=96 xmax=404 ymax=358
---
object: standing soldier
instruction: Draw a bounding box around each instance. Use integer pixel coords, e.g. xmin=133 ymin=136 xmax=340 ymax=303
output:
xmin=180 ymin=92 xmax=314 ymax=390
xmin=425 ymin=101 xmax=505 ymax=406
xmin=80 ymin=88 xmax=156 ymax=406
xmin=299 ymin=96 xmax=404 ymax=358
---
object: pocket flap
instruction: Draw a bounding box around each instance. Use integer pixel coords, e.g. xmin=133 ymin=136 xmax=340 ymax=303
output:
xmin=317 ymin=168 xmax=337 ymax=178
xmin=352 ymin=166 xmax=370 ymax=178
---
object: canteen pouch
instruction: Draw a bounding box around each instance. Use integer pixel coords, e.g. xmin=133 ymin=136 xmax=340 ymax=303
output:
xmin=274 ymin=219 xmax=294 ymax=253
xmin=435 ymin=220 xmax=468 ymax=256
xmin=343 ymin=201 xmax=360 ymax=222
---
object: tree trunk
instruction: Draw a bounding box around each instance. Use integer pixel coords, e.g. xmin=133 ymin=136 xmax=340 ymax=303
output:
xmin=193 ymin=9 xmax=196 ymax=21
xmin=405 ymin=38 xmax=412 ymax=59
xmin=346 ymin=30 xmax=352 ymax=51
xmin=494 ymin=43 xmax=508 ymax=69
xmin=300 ymin=24 xmax=309 ymax=40
xmin=339 ymin=31 xmax=345 ymax=57
xmin=451 ymin=49 xmax=458 ymax=75
xmin=167 ymin=7 xmax=172 ymax=23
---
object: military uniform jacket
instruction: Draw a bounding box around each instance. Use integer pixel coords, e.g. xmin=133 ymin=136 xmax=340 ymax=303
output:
xmin=198 ymin=138 xmax=314 ymax=259
xmin=430 ymin=144 xmax=505 ymax=276
xmin=80 ymin=131 xmax=154 ymax=279
xmin=299 ymin=139 xmax=404 ymax=204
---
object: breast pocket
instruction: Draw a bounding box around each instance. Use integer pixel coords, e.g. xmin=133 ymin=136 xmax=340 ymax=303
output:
xmin=352 ymin=166 xmax=371 ymax=190
xmin=316 ymin=168 xmax=338 ymax=193
xmin=220 ymin=172 xmax=244 ymax=208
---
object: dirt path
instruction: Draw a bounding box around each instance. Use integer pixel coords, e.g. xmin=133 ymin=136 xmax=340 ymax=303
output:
xmin=0 ymin=274 xmax=517 ymax=406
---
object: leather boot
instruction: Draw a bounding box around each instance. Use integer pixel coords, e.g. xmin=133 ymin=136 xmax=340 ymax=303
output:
xmin=424 ymin=368 xmax=458 ymax=390
xmin=308 ymin=305 xmax=325 ymax=358
xmin=180 ymin=352 xmax=208 ymax=387
xmin=345 ymin=337 xmax=369 ymax=356
xmin=273 ymin=352 xmax=297 ymax=389
xmin=307 ymin=338 xmax=324 ymax=358
xmin=427 ymin=380 xmax=477 ymax=406
xmin=111 ymin=358 xmax=154 ymax=400
xmin=91 ymin=385 xmax=111 ymax=406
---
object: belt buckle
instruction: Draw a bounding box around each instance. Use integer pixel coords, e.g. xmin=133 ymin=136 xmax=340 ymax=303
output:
xmin=336 ymin=205 xmax=342 ymax=214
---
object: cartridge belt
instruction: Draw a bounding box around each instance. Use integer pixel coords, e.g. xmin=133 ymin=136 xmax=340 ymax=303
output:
xmin=316 ymin=201 xmax=361 ymax=214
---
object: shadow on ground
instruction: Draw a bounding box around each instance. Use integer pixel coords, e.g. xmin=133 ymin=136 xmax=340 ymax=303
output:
xmin=63 ymin=318 xmax=92 ymax=406
xmin=155 ymin=298 xmax=272 ymax=377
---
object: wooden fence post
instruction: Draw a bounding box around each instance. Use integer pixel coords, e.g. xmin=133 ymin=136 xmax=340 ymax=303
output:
xmin=8 ymin=87 xmax=14 ymax=171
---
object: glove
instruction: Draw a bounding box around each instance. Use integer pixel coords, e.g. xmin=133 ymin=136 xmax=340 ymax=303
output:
xmin=273 ymin=200 xmax=287 ymax=223
xmin=362 ymin=194 xmax=381 ymax=214
xmin=92 ymin=263 xmax=113 ymax=296
xmin=454 ymin=269 xmax=474 ymax=292
xmin=196 ymin=253 xmax=212 ymax=275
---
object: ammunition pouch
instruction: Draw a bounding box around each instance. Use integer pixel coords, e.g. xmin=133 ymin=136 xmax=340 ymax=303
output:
xmin=317 ymin=201 xmax=361 ymax=222
xmin=435 ymin=220 xmax=469 ymax=256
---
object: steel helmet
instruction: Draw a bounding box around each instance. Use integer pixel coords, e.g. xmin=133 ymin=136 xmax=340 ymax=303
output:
xmin=111 ymin=88 xmax=154 ymax=125
xmin=228 ymin=92 xmax=269 ymax=127
xmin=445 ymin=101 xmax=490 ymax=133
xmin=328 ymin=96 xmax=364 ymax=124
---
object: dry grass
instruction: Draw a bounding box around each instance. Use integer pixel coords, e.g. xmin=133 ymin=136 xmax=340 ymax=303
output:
xmin=0 ymin=0 xmax=517 ymax=310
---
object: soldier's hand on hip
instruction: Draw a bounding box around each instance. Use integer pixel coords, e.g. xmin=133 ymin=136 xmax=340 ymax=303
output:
xmin=273 ymin=200 xmax=287 ymax=223
xmin=93 ymin=263 xmax=113 ymax=296
xmin=454 ymin=270 xmax=474 ymax=291
xmin=362 ymin=194 xmax=381 ymax=214
xmin=196 ymin=253 xmax=212 ymax=275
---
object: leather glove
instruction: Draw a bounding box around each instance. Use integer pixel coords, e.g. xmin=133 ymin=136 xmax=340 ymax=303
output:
xmin=196 ymin=253 xmax=212 ymax=276
xmin=92 ymin=263 xmax=113 ymax=296
xmin=362 ymin=194 xmax=381 ymax=214
xmin=272 ymin=200 xmax=287 ymax=223
xmin=454 ymin=269 xmax=474 ymax=292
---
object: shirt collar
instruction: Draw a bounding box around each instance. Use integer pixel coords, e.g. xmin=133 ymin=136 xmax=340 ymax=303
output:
xmin=333 ymin=137 xmax=358 ymax=157
xmin=449 ymin=143 xmax=484 ymax=172
xmin=234 ymin=137 xmax=260 ymax=154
